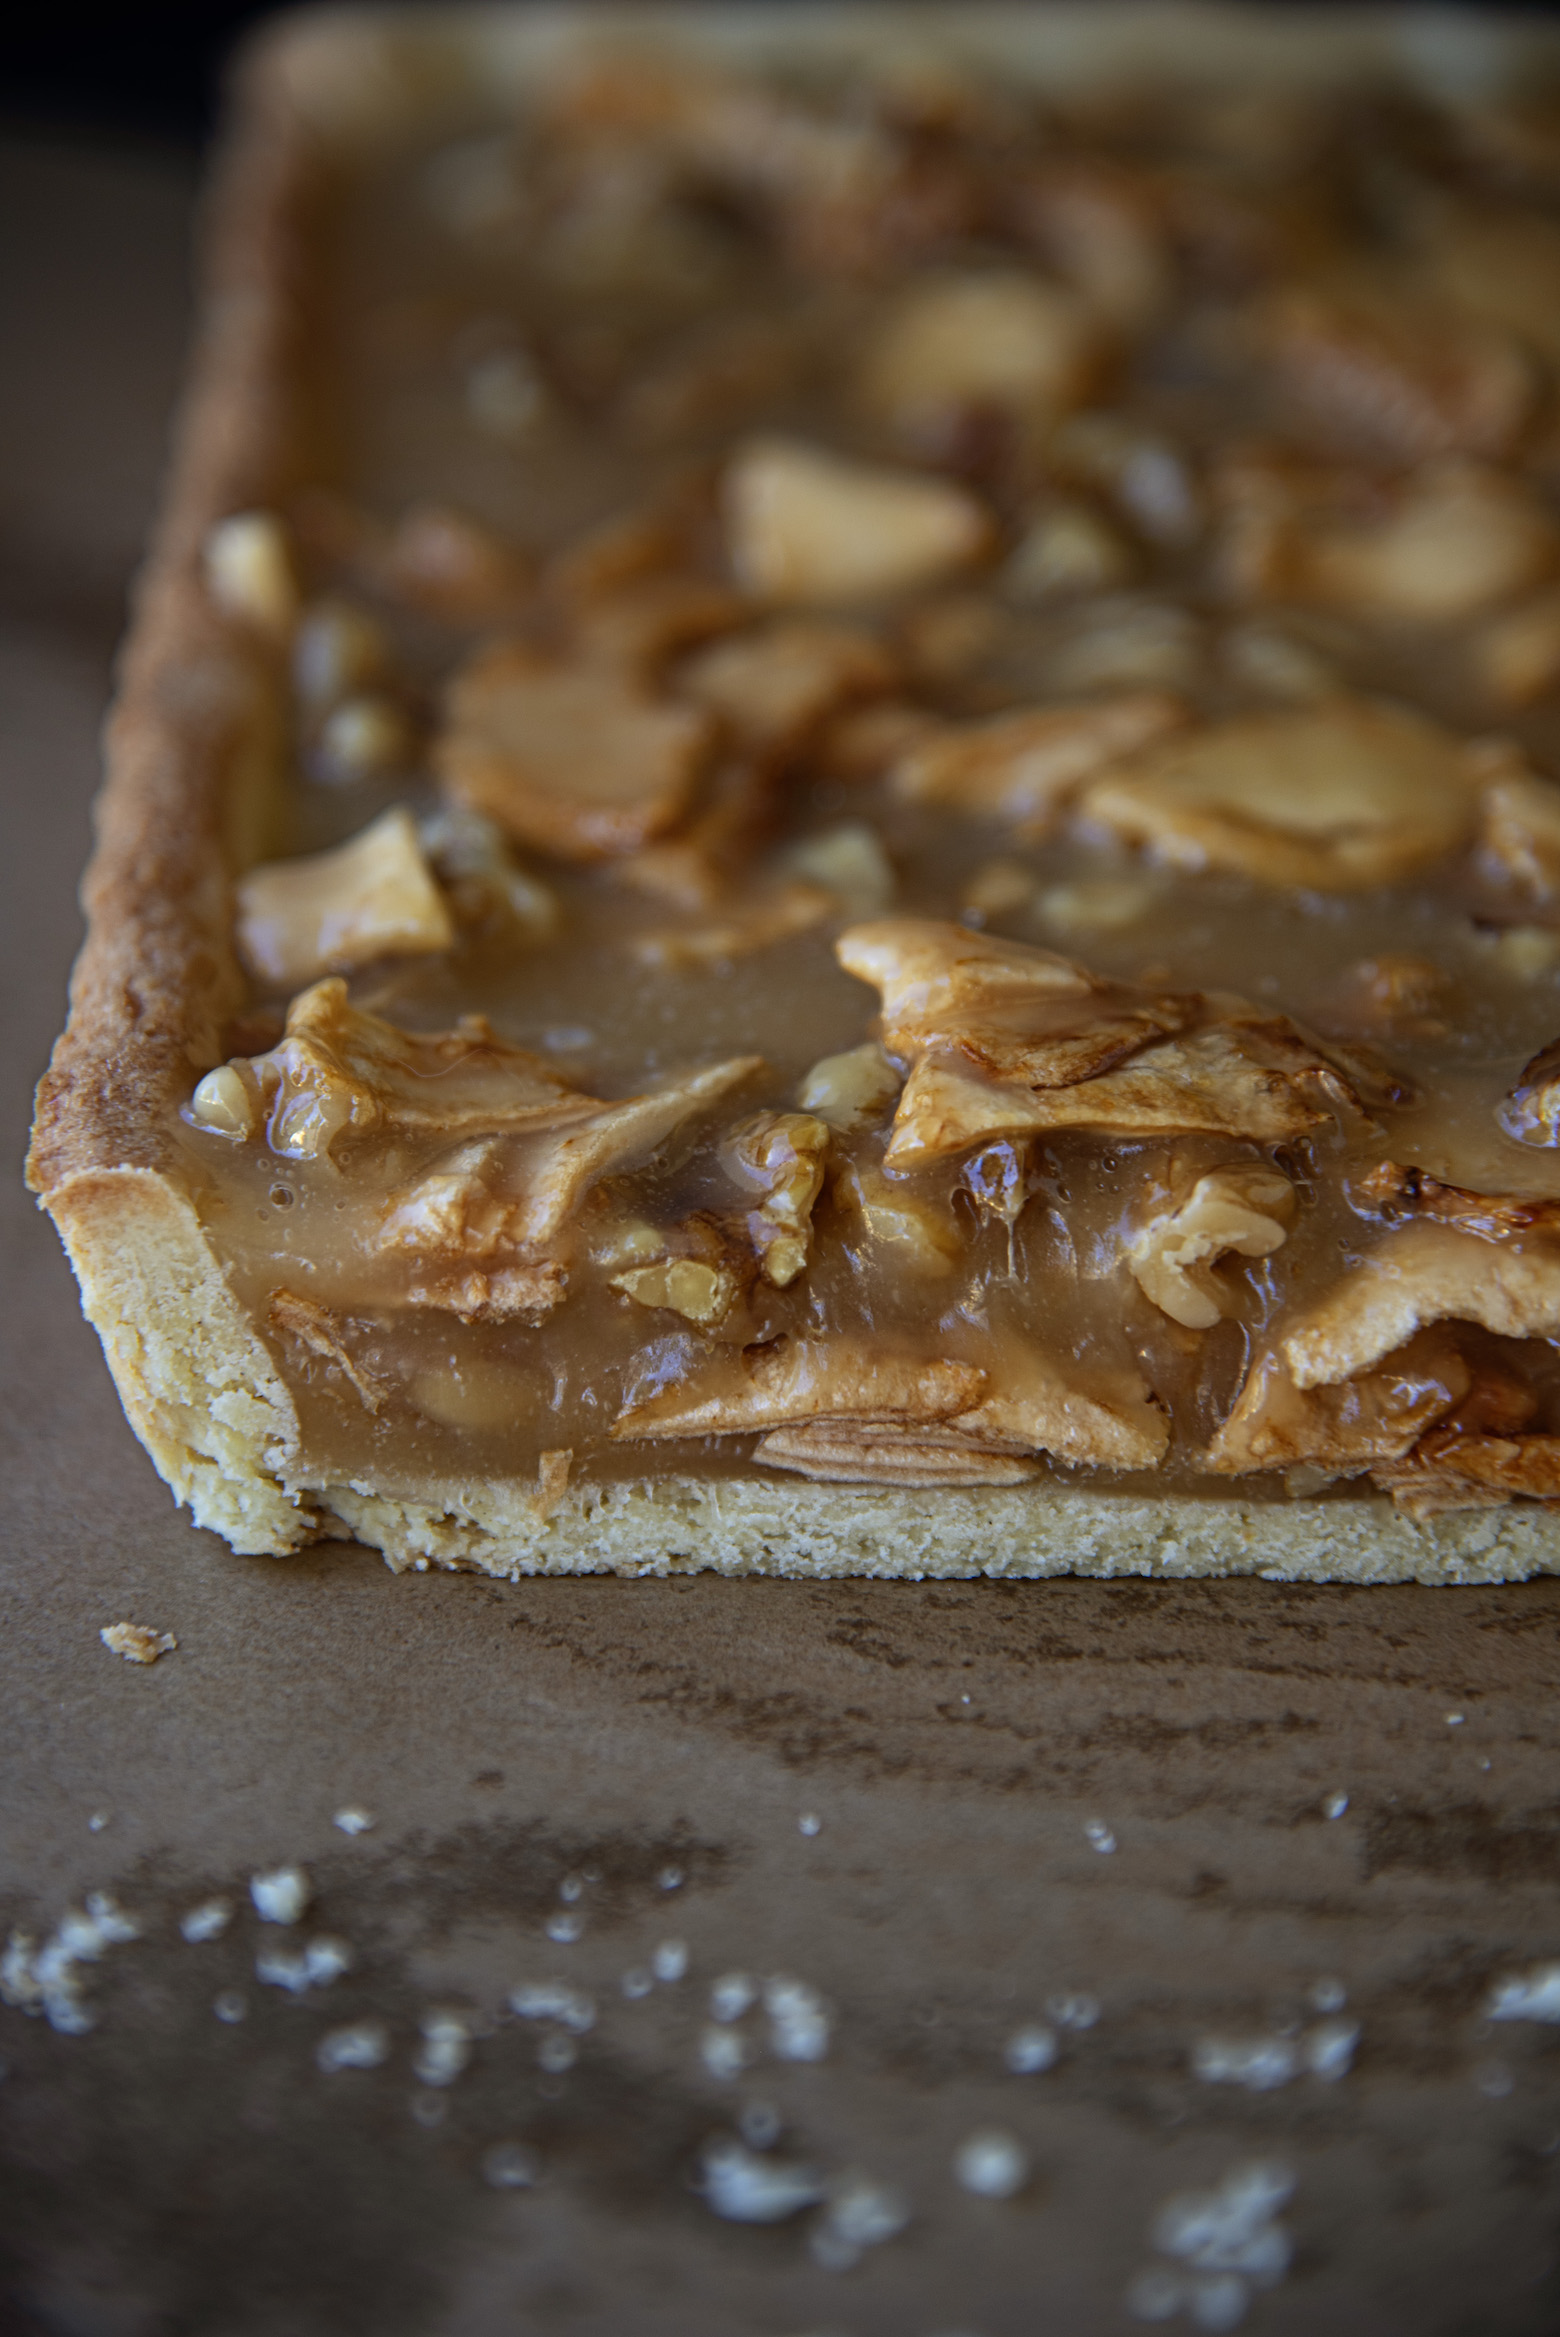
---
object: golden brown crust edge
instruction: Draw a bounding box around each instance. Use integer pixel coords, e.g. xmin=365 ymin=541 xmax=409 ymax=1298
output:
xmin=24 ymin=8 xmax=1560 ymax=1580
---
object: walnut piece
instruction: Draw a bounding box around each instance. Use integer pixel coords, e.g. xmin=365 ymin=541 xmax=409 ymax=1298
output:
xmin=204 ymin=511 xmax=299 ymax=639
xmin=854 ymin=270 xmax=1103 ymax=443
xmin=780 ymin=823 xmax=896 ymax=916
xmin=676 ymin=620 xmax=896 ymax=755
xmin=612 ymin=1258 xmax=743 ymax=1327
xmin=795 ymin=1041 xmax=901 ymax=1132
xmin=439 ymin=645 xmax=713 ymax=861
xmin=834 ymin=1160 xmax=963 ymax=1275
xmin=724 ymin=1112 xmax=832 ymax=1285
xmin=724 ymin=438 xmax=993 ymax=605
xmin=1474 ymin=588 xmax=1560 ymax=706
xmin=1079 ymin=699 xmax=1479 ymax=890
xmin=574 ymin=575 xmax=746 ymax=678
xmin=190 ymin=981 xmax=595 ymax=1162
xmin=1350 ymin=1161 xmax=1560 ymax=1243
xmin=1127 ymin=1165 xmax=1296 ymax=1329
xmin=1004 ymin=502 xmax=1134 ymax=600
xmin=383 ymin=502 xmax=530 ymax=618
xmin=891 ymin=691 xmax=1186 ymax=839
xmin=236 ymin=809 xmax=454 ymax=990
xmin=1477 ymin=755 xmax=1560 ymax=900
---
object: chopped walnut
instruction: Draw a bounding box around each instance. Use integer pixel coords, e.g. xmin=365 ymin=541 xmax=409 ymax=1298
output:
xmin=383 ymin=502 xmax=530 ymax=618
xmin=1281 ymin=1224 xmax=1560 ymax=1391
xmin=723 ymin=1111 xmax=832 ymax=1285
xmin=615 ymin=1336 xmax=985 ymax=1441
xmin=1003 ymin=502 xmax=1134 ymax=600
xmin=854 ymin=270 xmax=1103 ymax=445
xmin=891 ymin=691 xmax=1187 ymax=840
xmin=1128 ymin=1166 xmax=1295 ymax=1330
xmin=1499 ymin=1036 xmax=1560 ymax=1147
xmin=1206 ymin=1327 xmax=1470 ymax=1477
xmin=293 ymin=599 xmax=387 ymax=711
xmin=380 ymin=1056 xmax=762 ymax=1278
xmin=612 ymin=1258 xmax=743 ymax=1328
xmin=269 ymin=1290 xmax=386 ymax=1411
xmin=1263 ymin=284 xmax=1536 ymax=463
xmin=960 ymin=859 xmax=1037 ymax=921
xmin=314 ymin=696 xmax=411 ymax=785
xmin=947 ymin=1335 xmax=1168 ymax=1469
xmin=236 ymin=808 xmax=454 ymax=990
xmin=439 ymin=644 xmax=714 ymax=861
xmin=795 ymin=1042 xmax=901 ymax=1132
xmin=1477 ymin=754 xmax=1560 ymax=900
xmin=1355 ymin=1162 xmax=1560 ymax=1246
xmin=190 ymin=981 xmax=592 ymax=1162
xmin=781 ymin=823 xmax=896 ymax=916
xmin=1033 ymin=873 xmax=1164 ymax=935
xmin=204 ymin=511 xmax=299 ymax=639
xmin=1080 ymin=699 xmax=1479 ymax=890
xmin=417 ymin=803 xmax=558 ymax=941
xmin=676 ymin=620 xmax=896 ymax=755
xmin=724 ymin=438 xmax=993 ymax=605
xmin=834 ymin=1160 xmax=962 ymax=1275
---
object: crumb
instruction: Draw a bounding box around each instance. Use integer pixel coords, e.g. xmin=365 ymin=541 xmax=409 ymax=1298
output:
xmin=100 ymin=1622 xmax=176 ymax=1666
xmin=332 ymin=1807 xmax=375 ymax=1835
xmin=250 ymin=1865 xmax=311 ymax=1925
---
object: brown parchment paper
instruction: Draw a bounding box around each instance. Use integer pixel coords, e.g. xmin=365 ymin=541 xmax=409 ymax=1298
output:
xmin=4 ymin=120 xmax=1560 ymax=2337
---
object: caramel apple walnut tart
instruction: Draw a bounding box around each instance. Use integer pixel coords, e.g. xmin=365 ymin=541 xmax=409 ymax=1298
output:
xmin=30 ymin=6 xmax=1560 ymax=1580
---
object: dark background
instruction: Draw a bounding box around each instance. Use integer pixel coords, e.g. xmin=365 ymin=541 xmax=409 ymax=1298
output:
xmin=6 ymin=0 xmax=1560 ymax=148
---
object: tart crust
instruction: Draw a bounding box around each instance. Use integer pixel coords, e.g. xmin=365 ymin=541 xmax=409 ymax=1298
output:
xmin=26 ymin=4 xmax=1560 ymax=1582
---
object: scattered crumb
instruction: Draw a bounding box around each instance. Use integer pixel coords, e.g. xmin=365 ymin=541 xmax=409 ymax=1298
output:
xmin=213 ymin=1991 xmax=247 ymax=2024
xmin=1005 ymin=2022 xmax=1059 ymax=2074
xmin=1446 ymin=1712 xmax=1466 ymax=1726
xmin=765 ymin=1975 xmax=830 ymax=2062
xmin=710 ymin=1973 xmax=757 ymax=2024
xmin=953 ymin=2130 xmax=1029 ymax=2199
xmin=798 ymin=1812 xmax=822 ymax=1837
xmin=482 ymin=2140 xmax=539 ymax=2190
xmin=250 ymin=1866 xmax=311 ymax=1926
xmin=621 ymin=1967 xmax=653 ymax=2000
xmin=537 ymin=2031 xmax=577 ymax=2073
xmin=1310 ymin=1978 xmax=1347 ymax=2014
xmin=1488 ymin=1962 xmax=1560 ymax=2023
xmin=653 ymin=1939 xmax=689 ymax=1984
xmin=1085 ymin=1820 xmax=1117 ymax=1854
xmin=87 ymin=1813 xmax=111 ymax=1834
xmin=179 ymin=1898 xmax=233 ymax=1944
xmin=1304 ymin=2018 xmax=1360 ymax=2081
xmin=811 ymin=2171 xmax=912 ymax=2271
xmin=256 ymin=1937 xmax=353 ymax=1995
xmin=1127 ymin=2160 xmax=1294 ymax=2329
xmin=410 ymin=2090 xmax=448 ymax=2128
xmin=738 ymin=2100 xmax=781 ymax=2149
xmin=332 ymin=1807 xmax=375 ymax=1836
xmin=1193 ymin=2036 xmax=1299 ymax=2092
xmin=316 ymin=2020 xmax=390 ymax=2073
xmin=509 ymin=1981 xmax=594 ymax=2032
xmin=0 ymin=1894 xmax=141 ymax=2034
xmin=100 ymin=1623 xmax=177 ymax=1666
xmin=701 ymin=2025 xmax=747 ymax=2079
xmin=416 ymin=2007 xmax=474 ymax=2086
xmin=701 ymin=2135 xmax=824 ymax=2223
xmin=1322 ymin=1791 xmax=1350 ymax=1820
xmin=1047 ymin=1993 xmax=1100 ymax=2031
xmin=546 ymin=1911 xmax=583 ymax=1944
xmin=657 ymin=1865 xmax=685 ymax=1891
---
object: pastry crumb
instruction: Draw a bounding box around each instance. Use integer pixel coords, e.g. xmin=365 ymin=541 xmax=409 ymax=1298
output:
xmin=100 ymin=1622 xmax=177 ymax=1666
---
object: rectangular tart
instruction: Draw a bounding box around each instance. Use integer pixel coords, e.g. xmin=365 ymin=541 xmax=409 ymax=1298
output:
xmin=29 ymin=4 xmax=1560 ymax=1582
